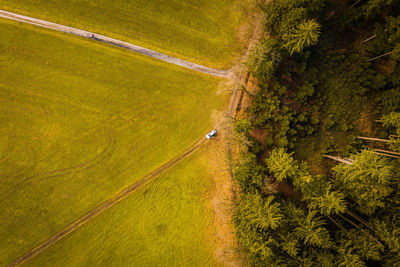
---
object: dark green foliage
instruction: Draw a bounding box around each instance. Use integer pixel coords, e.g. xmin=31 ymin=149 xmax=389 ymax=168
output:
xmin=364 ymin=0 xmax=390 ymax=19
xmin=367 ymin=15 xmax=400 ymax=59
xmin=247 ymin=39 xmax=282 ymax=82
xmin=332 ymin=150 xmax=395 ymax=215
xmin=265 ymin=148 xmax=299 ymax=182
xmin=236 ymin=194 xmax=283 ymax=231
xmin=382 ymin=112 xmax=400 ymax=152
xmin=337 ymin=228 xmax=384 ymax=261
xmin=363 ymin=0 xmax=400 ymax=19
xmin=279 ymin=232 xmax=301 ymax=257
xmin=336 ymin=242 xmax=366 ymax=267
xmin=234 ymin=194 xmax=282 ymax=262
xmin=295 ymin=81 xmax=314 ymax=104
xmin=293 ymin=210 xmax=332 ymax=248
xmin=267 ymin=149 xmax=347 ymax=215
xmin=375 ymin=87 xmax=400 ymax=114
xmin=234 ymin=118 xmax=253 ymax=136
xmin=260 ymin=0 xmax=325 ymax=36
xmin=282 ymin=19 xmax=321 ymax=55
xmin=234 ymin=152 xmax=266 ymax=194
xmin=234 ymin=1 xmax=400 ymax=266
xmin=382 ymin=112 xmax=400 ymax=132
xmin=373 ymin=215 xmax=400 ymax=255
xmin=305 ymin=178 xmax=347 ymax=215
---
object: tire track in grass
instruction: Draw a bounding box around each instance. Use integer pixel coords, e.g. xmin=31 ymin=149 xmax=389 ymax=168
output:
xmin=0 ymin=10 xmax=229 ymax=78
xmin=9 ymin=137 xmax=207 ymax=266
xmin=0 ymin=135 xmax=116 ymax=202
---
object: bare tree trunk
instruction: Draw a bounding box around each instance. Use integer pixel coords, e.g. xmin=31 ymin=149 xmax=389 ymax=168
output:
xmin=363 ymin=35 xmax=376 ymax=43
xmin=337 ymin=213 xmax=384 ymax=247
xmin=357 ymin=136 xmax=391 ymax=142
xmin=241 ymin=85 xmax=255 ymax=96
xmin=323 ymin=155 xmax=354 ymax=164
xmin=225 ymin=114 xmax=238 ymax=121
xmin=374 ymin=148 xmax=400 ymax=155
xmin=349 ymin=0 xmax=363 ymax=8
xmin=371 ymin=151 xmax=400 ymax=159
xmin=367 ymin=52 xmax=392 ymax=62
xmin=326 ymin=11 xmax=335 ymax=19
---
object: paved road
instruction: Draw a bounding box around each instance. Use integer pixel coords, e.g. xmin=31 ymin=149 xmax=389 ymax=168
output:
xmin=9 ymin=138 xmax=206 ymax=266
xmin=0 ymin=10 xmax=229 ymax=78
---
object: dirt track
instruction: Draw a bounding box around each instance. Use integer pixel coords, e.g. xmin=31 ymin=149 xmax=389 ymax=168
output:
xmin=9 ymin=138 xmax=206 ymax=266
xmin=2 ymin=8 xmax=256 ymax=266
xmin=0 ymin=10 xmax=229 ymax=78
xmin=9 ymin=92 xmax=244 ymax=266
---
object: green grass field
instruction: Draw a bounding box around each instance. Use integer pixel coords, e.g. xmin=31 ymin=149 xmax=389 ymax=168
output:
xmin=25 ymin=145 xmax=218 ymax=266
xmin=1 ymin=0 xmax=255 ymax=68
xmin=0 ymin=19 xmax=226 ymax=265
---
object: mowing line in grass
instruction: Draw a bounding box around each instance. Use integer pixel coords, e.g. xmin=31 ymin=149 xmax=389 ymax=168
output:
xmin=9 ymin=138 xmax=206 ymax=266
xmin=0 ymin=19 xmax=225 ymax=265
xmin=26 ymin=144 xmax=218 ymax=266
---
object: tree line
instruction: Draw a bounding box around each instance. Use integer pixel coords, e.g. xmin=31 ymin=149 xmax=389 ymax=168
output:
xmin=233 ymin=0 xmax=400 ymax=265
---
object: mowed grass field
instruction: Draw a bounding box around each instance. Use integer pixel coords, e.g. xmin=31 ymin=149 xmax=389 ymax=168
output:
xmin=0 ymin=19 xmax=226 ymax=265
xmin=1 ymin=0 xmax=255 ymax=68
xmin=26 ymin=145 xmax=218 ymax=266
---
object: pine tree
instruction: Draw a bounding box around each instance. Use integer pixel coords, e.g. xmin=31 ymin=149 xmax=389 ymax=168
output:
xmin=332 ymin=150 xmax=395 ymax=215
xmin=382 ymin=112 xmax=400 ymax=152
xmin=234 ymin=118 xmax=253 ymax=136
xmin=234 ymin=194 xmax=283 ymax=262
xmin=247 ymin=39 xmax=282 ymax=82
xmin=372 ymin=215 xmax=400 ymax=254
xmin=336 ymin=243 xmax=366 ymax=267
xmin=338 ymin=229 xmax=383 ymax=261
xmin=266 ymin=148 xmax=300 ymax=182
xmin=234 ymin=152 xmax=266 ymax=193
xmin=306 ymin=179 xmax=347 ymax=216
xmin=282 ymin=19 xmax=321 ymax=55
xmin=293 ymin=210 xmax=333 ymax=248
xmin=279 ymin=232 xmax=300 ymax=257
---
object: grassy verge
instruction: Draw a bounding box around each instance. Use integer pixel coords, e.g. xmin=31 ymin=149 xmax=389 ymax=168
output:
xmin=25 ymin=144 xmax=218 ymax=266
xmin=0 ymin=19 xmax=227 ymax=265
xmin=1 ymin=0 xmax=255 ymax=68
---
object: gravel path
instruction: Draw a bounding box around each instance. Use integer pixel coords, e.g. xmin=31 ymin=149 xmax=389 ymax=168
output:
xmin=0 ymin=10 xmax=229 ymax=78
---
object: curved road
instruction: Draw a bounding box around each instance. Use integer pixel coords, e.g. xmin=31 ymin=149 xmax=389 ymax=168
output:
xmin=9 ymin=138 xmax=207 ymax=266
xmin=0 ymin=10 xmax=229 ymax=78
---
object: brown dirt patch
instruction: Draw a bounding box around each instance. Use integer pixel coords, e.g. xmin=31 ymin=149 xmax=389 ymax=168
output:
xmin=207 ymin=8 xmax=265 ymax=267
xmin=357 ymin=105 xmax=375 ymax=137
xmin=208 ymin=114 xmax=242 ymax=267
xmin=250 ymin=128 xmax=267 ymax=146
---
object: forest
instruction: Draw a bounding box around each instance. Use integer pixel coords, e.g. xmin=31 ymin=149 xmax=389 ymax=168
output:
xmin=233 ymin=0 xmax=400 ymax=265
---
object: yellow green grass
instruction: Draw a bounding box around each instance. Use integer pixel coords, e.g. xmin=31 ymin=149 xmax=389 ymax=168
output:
xmin=0 ymin=19 xmax=226 ymax=265
xmin=26 ymin=145 xmax=217 ymax=266
xmin=1 ymin=0 xmax=255 ymax=68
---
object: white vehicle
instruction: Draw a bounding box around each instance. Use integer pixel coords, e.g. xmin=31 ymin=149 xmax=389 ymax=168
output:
xmin=206 ymin=129 xmax=217 ymax=139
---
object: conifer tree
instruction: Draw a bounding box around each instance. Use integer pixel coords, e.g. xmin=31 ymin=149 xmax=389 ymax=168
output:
xmin=332 ymin=150 xmax=395 ymax=215
xmin=266 ymin=148 xmax=300 ymax=182
xmin=338 ymin=229 xmax=383 ymax=261
xmin=306 ymin=180 xmax=347 ymax=215
xmin=234 ymin=152 xmax=266 ymax=193
xmin=382 ymin=112 xmax=400 ymax=152
xmin=282 ymin=19 xmax=321 ymax=55
xmin=293 ymin=210 xmax=332 ymax=248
